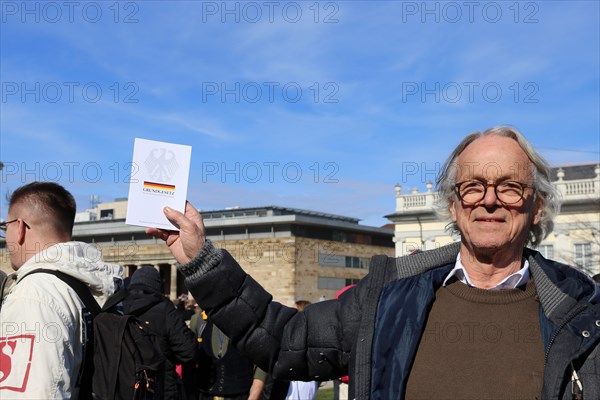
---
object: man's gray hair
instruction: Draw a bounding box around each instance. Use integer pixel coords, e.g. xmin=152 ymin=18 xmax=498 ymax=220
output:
xmin=434 ymin=126 xmax=561 ymax=247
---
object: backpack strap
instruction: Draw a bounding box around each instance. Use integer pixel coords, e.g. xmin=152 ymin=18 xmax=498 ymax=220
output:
xmin=23 ymin=269 xmax=129 ymax=314
xmin=101 ymin=288 xmax=128 ymax=312
xmin=23 ymin=269 xmax=102 ymax=316
xmin=0 ymin=273 xmax=16 ymax=312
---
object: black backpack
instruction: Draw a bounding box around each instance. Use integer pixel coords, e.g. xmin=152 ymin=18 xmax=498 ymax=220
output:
xmin=25 ymin=269 xmax=165 ymax=400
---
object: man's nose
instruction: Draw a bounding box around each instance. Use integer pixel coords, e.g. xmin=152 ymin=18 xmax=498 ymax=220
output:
xmin=482 ymin=183 xmax=501 ymax=207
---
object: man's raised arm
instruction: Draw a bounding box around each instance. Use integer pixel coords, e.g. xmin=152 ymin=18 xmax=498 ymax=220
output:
xmin=146 ymin=201 xmax=353 ymax=382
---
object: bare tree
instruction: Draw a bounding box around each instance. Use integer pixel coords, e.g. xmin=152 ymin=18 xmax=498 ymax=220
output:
xmin=555 ymin=215 xmax=600 ymax=276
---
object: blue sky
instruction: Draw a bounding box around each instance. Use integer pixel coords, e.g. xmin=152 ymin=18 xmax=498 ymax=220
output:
xmin=1 ymin=0 xmax=599 ymax=227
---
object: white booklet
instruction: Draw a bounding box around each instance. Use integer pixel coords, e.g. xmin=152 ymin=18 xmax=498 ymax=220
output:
xmin=125 ymin=138 xmax=192 ymax=230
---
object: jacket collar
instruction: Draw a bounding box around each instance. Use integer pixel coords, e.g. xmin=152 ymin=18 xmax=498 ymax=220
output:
xmin=526 ymin=249 xmax=600 ymax=324
xmin=395 ymin=243 xmax=599 ymax=325
xmin=395 ymin=242 xmax=460 ymax=279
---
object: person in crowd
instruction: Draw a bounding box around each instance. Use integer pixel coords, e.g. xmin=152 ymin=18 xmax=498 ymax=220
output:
xmin=175 ymin=293 xmax=195 ymax=322
xmin=260 ymin=373 xmax=290 ymax=400
xmin=123 ymin=266 xmax=198 ymax=400
xmin=0 ymin=182 xmax=123 ymax=399
xmin=147 ymin=126 xmax=600 ymax=399
xmin=189 ymin=302 xmax=202 ymax=333
xmin=191 ymin=308 xmax=267 ymax=400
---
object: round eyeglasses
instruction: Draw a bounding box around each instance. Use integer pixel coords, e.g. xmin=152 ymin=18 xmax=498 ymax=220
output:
xmin=454 ymin=181 xmax=534 ymax=205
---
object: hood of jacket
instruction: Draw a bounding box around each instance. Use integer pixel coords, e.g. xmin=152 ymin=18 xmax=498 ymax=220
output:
xmin=525 ymin=249 xmax=600 ymax=326
xmin=13 ymin=241 xmax=124 ymax=305
xmin=123 ymin=286 xmax=166 ymax=316
xmin=527 ymin=249 xmax=600 ymax=302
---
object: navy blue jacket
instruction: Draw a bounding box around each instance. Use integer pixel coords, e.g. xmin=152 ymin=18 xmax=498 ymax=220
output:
xmin=180 ymin=241 xmax=600 ymax=399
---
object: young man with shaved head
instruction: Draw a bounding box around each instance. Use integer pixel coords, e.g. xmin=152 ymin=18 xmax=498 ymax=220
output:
xmin=0 ymin=182 xmax=123 ymax=399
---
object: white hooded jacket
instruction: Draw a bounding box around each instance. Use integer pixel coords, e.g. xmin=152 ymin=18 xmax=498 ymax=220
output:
xmin=0 ymin=241 xmax=123 ymax=399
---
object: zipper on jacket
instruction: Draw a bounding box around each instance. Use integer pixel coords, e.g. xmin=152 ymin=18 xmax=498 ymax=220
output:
xmin=570 ymin=363 xmax=583 ymax=400
xmin=543 ymin=303 xmax=587 ymax=366
xmin=543 ymin=303 xmax=587 ymax=400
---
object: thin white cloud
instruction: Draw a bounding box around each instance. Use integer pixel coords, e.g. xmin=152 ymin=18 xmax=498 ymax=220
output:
xmin=150 ymin=113 xmax=235 ymax=141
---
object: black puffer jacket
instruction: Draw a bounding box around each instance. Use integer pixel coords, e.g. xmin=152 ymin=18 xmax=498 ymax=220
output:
xmin=123 ymin=286 xmax=198 ymax=400
xmin=178 ymin=240 xmax=600 ymax=400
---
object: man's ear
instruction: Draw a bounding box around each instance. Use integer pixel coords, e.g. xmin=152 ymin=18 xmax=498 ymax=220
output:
xmin=16 ymin=220 xmax=27 ymax=245
xmin=532 ymin=197 xmax=543 ymax=226
xmin=449 ymin=198 xmax=457 ymax=222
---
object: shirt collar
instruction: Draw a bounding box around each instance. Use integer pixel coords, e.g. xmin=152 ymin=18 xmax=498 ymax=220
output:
xmin=443 ymin=253 xmax=530 ymax=290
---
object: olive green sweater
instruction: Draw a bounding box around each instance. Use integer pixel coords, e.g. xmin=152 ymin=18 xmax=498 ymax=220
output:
xmin=405 ymin=279 xmax=544 ymax=399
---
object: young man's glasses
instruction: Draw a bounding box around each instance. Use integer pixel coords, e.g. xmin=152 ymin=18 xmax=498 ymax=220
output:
xmin=454 ymin=181 xmax=534 ymax=205
xmin=0 ymin=219 xmax=31 ymax=238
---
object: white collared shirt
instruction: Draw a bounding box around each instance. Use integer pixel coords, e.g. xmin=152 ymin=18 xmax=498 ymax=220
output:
xmin=443 ymin=254 xmax=530 ymax=290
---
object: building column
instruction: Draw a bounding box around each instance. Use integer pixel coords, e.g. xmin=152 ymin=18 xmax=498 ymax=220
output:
xmin=170 ymin=263 xmax=178 ymax=300
xmin=158 ymin=264 xmax=172 ymax=297
xmin=176 ymin=265 xmax=188 ymax=299
xmin=125 ymin=264 xmax=138 ymax=279
xmin=393 ymin=234 xmax=404 ymax=257
xmin=554 ymin=230 xmax=570 ymax=265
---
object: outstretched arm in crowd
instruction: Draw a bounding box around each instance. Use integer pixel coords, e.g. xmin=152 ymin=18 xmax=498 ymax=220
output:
xmin=146 ymin=202 xmax=356 ymax=382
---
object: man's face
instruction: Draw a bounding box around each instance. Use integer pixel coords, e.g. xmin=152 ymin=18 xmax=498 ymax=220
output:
xmin=5 ymin=206 xmax=27 ymax=270
xmin=449 ymin=136 xmax=543 ymax=258
xmin=5 ymin=210 xmax=21 ymax=270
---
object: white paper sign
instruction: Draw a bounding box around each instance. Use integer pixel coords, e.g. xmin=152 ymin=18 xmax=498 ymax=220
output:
xmin=126 ymin=138 xmax=192 ymax=230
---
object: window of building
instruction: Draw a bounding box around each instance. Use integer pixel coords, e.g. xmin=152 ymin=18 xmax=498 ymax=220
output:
xmin=350 ymin=233 xmax=371 ymax=245
xmin=318 ymin=277 xmax=346 ymax=290
xmin=332 ymin=231 xmax=348 ymax=243
xmin=100 ymin=209 xmax=114 ymax=220
xmin=318 ymin=277 xmax=361 ymax=290
xmin=345 ymin=256 xmax=360 ymax=268
xmin=319 ymin=253 xmax=370 ymax=269
xmin=345 ymin=256 xmax=370 ymax=269
xmin=574 ymin=243 xmax=592 ymax=270
xmin=319 ymin=253 xmax=345 ymax=267
xmin=538 ymin=244 xmax=554 ymax=259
